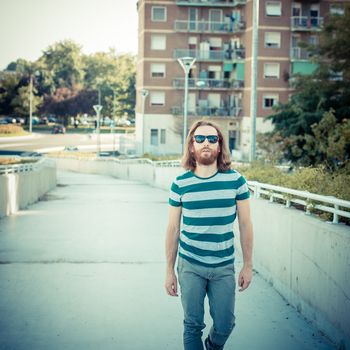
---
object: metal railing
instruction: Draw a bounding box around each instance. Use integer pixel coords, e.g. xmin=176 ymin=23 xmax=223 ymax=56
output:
xmin=290 ymin=47 xmax=312 ymax=60
xmin=291 ymin=16 xmax=324 ymax=31
xmin=0 ymin=158 xmax=54 ymax=175
xmin=176 ymin=0 xmax=246 ymax=7
xmin=248 ymin=181 xmax=350 ymax=224
xmin=173 ymin=77 xmax=244 ymax=89
xmin=174 ymin=20 xmax=245 ymax=33
xmin=174 ymin=48 xmax=245 ymax=61
xmin=171 ymin=105 xmax=242 ymax=117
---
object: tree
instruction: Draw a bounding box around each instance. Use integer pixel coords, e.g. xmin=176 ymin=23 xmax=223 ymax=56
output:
xmin=265 ymin=6 xmax=350 ymax=169
xmin=41 ymin=40 xmax=85 ymax=90
xmin=83 ymin=51 xmax=136 ymax=118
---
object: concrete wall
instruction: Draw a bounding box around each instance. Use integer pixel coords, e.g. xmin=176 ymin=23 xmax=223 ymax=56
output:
xmin=53 ymin=157 xmax=349 ymax=347
xmin=0 ymin=162 xmax=57 ymax=218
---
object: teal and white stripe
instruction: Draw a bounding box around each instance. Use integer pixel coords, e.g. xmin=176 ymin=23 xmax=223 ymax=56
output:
xmin=169 ymin=169 xmax=250 ymax=267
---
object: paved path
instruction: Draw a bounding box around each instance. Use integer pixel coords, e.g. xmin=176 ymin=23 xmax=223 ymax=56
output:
xmin=0 ymin=171 xmax=336 ymax=350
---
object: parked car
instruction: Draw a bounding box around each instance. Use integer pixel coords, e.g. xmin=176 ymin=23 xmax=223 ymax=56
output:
xmin=32 ymin=117 xmax=40 ymax=125
xmin=51 ymin=125 xmax=66 ymax=134
xmin=48 ymin=116 xmax=57 ymax=123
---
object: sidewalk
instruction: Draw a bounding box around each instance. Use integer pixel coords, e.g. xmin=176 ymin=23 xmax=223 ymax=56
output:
xmin=0 ymin=170 xmax=336 ymax=350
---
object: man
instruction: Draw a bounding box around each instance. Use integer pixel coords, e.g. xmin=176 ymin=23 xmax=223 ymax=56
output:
xmin=165 ymin=120 xmax=253 ymax=350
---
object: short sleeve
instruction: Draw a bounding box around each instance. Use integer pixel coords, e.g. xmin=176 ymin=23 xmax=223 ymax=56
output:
xmin=169 ymin=181 xmax=182 ymax=207
xmin=236 ymin=174 xmax=250 ymax=201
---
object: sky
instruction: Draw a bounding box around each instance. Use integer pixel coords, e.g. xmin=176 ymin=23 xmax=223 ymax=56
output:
xmin=0 ymin=0 xmax=138 ymax=70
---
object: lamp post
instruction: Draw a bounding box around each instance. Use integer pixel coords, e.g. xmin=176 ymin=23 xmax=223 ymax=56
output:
xmin=93 ymin=104 xmax=103 ymax=156
xmin=29 ymin=75 xmax=33 ymax=134
xmin=28 ymin=71 xmax=40 ymax=134
xmin=140 ymin=89 xmax=149 ymax=155
xmin=177 ymin=57 xmax=196 ymax=153
xmin=249 ymin=0 xmax=259 ymax=162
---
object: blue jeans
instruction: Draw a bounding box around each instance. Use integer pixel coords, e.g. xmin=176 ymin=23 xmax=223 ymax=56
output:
xmin=177 ymin=257 xmax=236 ymax=350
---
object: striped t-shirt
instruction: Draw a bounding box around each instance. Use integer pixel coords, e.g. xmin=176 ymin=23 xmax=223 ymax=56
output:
xmin=169 ymin=169 xmax=250 ymax=267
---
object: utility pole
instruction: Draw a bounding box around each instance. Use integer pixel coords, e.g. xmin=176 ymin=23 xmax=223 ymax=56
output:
xmin=250 ymin=0 xmax=259 ymax=162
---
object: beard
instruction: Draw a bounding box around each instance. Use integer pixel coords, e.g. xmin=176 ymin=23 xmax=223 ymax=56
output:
xmin=193 ymin=147 xmax=219 ymax=166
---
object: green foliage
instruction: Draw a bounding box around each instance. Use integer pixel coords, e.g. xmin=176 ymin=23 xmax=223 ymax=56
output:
xmin=0 ymin=40 xmax=136 ymax=121
xmin=236 ymin=162 xmax=350 ymax=202
xmin=265 ymin=7 xmax=350 ymax=168
xmin=41 ymin=40 xmax=85 ymax=89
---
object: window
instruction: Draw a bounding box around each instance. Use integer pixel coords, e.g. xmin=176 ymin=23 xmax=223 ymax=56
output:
xmin=330 ymin=4 xmax=344 ymax=16
xmin=152 ymin=6 xmax=166 ymax=22
xmin=265 ymin=32 xmax=281 ymax=48
xmin=150 ymin=129 xmax=158 ymax=146
xmin=151 ymin=63 xmax=166 ymax=78
xmin=266 ymin=2 xmax=282 ymax=16
xmin=264 ymin=63 xmax=280 ymax=79
xmin=160 ymin=129 xmax=166 ymax=144
xmin=150 ymin=91 xmax=165 ymax=106
xmin=151 ymin=35 xmax=166 ymax=50
xmin=188 ymin=36 xmax=197 ymax=50
xmin=263 ymin=94 xmax=279 ymax=108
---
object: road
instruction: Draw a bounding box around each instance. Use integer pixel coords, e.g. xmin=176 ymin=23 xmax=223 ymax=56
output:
xmin=0 ymin=132 xmax=132 ymax=154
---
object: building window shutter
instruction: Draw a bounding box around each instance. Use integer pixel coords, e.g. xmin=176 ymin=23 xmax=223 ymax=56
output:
xmin=266 ymin=2 xmax=282 ymax=16
xmin=150 ymin=92 xmax=165 ymax=106
xmin=151 ymin=35 xmax=166 ymax=50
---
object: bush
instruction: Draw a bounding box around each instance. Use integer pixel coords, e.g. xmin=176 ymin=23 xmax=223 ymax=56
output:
xmin=236 ymin=162 xmax=350 ymax=201
xmin=0 ymin=124 xmax=26 ymax=136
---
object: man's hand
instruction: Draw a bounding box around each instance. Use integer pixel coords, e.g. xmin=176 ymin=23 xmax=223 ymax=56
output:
xmin=165 ymin=271 xmax=178 ymax=297
xmin=238 ymin=264 xmax=252 ymax=292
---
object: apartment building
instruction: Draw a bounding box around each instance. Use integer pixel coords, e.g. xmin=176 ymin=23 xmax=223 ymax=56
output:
xmin=135 ymin=0 xmax=348 ymax=158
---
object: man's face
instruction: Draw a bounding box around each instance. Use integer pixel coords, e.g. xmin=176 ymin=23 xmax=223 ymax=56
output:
xmin=192 ymin=125 xmax=220 ymax=166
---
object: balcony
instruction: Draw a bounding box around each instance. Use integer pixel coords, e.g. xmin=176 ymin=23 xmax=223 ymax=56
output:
xmin=291 ymin=16 xmax=324 ymax=31
xmin=173 ymin=77 xmax=244 ymax=90
xmin=176 ymin=0 xmax=246 ymax=7
xmin=290 ymin=47 xmax=312 ymax=61
xmin=174 ymin=48 xmax=245 ymax=62
xmin=171 ymin=105 xmax=242 ymax=117
xmin=174 ymin=20 xmax=245 ymax=34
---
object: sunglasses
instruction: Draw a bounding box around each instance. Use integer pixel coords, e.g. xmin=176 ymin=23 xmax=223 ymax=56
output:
xmin=193 ymin=135 xmax=219 ymax=144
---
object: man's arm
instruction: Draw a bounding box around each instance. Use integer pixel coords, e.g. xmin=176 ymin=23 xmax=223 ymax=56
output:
xmin=165 ymin=205 xmax=182 ymax=297
xmin=237 ymin=199 xmax=254 ymax=292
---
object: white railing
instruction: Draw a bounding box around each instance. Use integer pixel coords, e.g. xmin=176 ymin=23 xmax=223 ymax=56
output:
xmin=248 ymin=181 xmax=350 ymax=224
xmin=0 ymin=158 xmax=55 ymax=175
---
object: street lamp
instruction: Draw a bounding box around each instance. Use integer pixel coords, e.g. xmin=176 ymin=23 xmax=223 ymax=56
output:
xmin=177 ymin=57 xmax=196 ymax=153
xmin=140 ymin=89 xmax=149 ymax=155
xmin=28 ymin=71 xmax=40 ymax=134
xmin=93 ymin=104 xmax=103 ymax=156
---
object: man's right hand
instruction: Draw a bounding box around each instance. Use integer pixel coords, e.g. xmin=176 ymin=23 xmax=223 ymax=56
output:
xmin=165 ymin=271 xmax=178 ymax=297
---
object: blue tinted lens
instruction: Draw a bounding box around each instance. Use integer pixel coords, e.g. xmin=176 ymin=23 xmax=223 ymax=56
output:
xmin=207 ymin=135 xmax=219 ymax=143
xmin=194 ymin=135 xmax=206 ymax=143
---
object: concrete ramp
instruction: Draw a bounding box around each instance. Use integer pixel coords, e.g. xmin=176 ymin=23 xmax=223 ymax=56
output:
xmin=0 ymin=171 xmax=335 ymax=350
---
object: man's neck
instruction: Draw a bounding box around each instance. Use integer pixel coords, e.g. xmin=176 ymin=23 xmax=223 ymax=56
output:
xmin=194 ymin=163 xmax=218 ymax=178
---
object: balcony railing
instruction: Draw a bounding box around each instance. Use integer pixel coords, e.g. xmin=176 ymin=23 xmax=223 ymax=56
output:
xmin=290 ymin=47 xmax=312 ymax=60
xmin=291 ymin=16 xmax=323 ymax=31
xmin=174 ymin=20 xmax=245 ymax=33
xmin=173 ymin=77 xmax=244 ymax=89
xmin=174 ymin=48 xmax=245 ymax=61
xmin=171 ymin=105 xmax=242 ymax=117
xmin=176 ymin=0 xmax=246 ymax=7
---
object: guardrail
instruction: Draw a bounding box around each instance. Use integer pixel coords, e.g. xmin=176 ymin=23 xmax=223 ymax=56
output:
xmin=248 ymin=181 xmax=350 ymax=224
xmin=0 ymin=158 xmax=55 ymax=175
